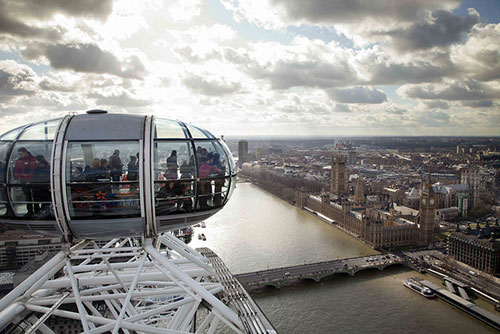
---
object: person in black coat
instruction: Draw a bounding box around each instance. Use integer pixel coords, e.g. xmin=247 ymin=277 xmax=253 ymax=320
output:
xmin=127 ymin=155 xmax=138 ymax=191
xmin=32 ymin=155 xmax=51 ymax=215
xmin=109 ymin=149 xmax=123 ymax=182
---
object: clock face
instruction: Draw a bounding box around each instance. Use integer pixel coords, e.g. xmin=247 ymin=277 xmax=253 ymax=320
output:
xmin=430 ymin=199 xmax=434 ymax=205
xmin=422 ymin=198 xmax=426 ymax=205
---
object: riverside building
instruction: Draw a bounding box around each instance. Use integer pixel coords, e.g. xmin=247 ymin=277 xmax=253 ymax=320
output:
xmin=448 ymin=224 xmax=500 ymax=275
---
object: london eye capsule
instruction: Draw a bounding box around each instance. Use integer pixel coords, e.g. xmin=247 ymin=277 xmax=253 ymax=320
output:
xmin=0 ymin=111 xmax=237 ymax=239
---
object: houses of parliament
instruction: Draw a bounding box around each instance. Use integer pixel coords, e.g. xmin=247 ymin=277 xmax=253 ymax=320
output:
xmin=296 ymin=154 xmax=437 ymax=249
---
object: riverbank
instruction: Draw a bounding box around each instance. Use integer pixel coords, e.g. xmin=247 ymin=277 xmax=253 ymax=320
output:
xmin=240 ymin=179 xmax=500 ymax=314
xmin=199 ymin=182 xmax=496 ymax=333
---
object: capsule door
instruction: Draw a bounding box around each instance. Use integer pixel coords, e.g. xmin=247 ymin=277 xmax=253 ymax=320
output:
xmin=61 ymin=114 xmax=146 ymax=239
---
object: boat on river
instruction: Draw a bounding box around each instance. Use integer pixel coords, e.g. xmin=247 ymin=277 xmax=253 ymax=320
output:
xmin=404 ymin=278 xmax=435 ymax=298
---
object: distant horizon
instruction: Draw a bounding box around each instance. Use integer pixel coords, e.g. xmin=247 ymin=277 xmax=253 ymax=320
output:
xmin=223 ymin=134 xmax=500 ymax=140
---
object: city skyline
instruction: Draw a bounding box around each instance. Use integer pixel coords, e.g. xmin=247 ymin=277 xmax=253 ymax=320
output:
xmin=1 ymin=0 xmax=500 ymax=137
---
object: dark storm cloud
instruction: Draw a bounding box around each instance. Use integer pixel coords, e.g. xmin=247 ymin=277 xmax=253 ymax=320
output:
xmin=384 ymin=10 xmax=479 ymax=51
xmin=462 ymin=100 xmax=493 ymax=108
xmin=0 ymin=9 xmax=64 ymax=40
xmin=0 ymin=68 xmax=36 ymax=101
xmin=328 ymin=87 xmax=387 ymax=104
xmin=1 ymin=0 xmax=113 ymax=21
xmin=0 ymin=0 xmax=112 ymax=41
xmin=44 ymin=43 xmax=146 ymax=79
xmin=249 ymin=60 xmax=357 ymax=90
xmin=270 ymin=0 xmax=460 ymax=24
xmin=368 ymin=60 xmax=451 ymax=85
xmin=404 ymin=80 xmax=500 ymax=101
xmin=424 ymin=100 xmax=450 ymax=109
xmin=182 ymin=74 xmax=241 ymax=96
xmin=46 ymin=43 xmax=120 ymax=73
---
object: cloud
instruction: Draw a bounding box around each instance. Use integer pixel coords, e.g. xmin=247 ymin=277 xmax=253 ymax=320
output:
xmin=270 ymin=0 xmax=460 ymax=24
xmin=401 ymin=80 xmax=500 ymax=101
xmin=366 ymin=58 xmax=451 ymax=85
xmin=0 ymin=60 xmax=37 ymax=101
xmin=89 ymin=91 xmax=152 ymax=107
xmin=384 ymin=9 xmax=479 ymax=51
xmin=424 ymin=100 xmax=450 ymax=109
xmin=0 ymin=0 xmax=112 ymax=42
xmin=419 ymin=111 xmax=451 ymax=126
xmin=386 ymin=106 xmax=407 ymax=114
xmin=249 ymin=59 xmax=357 ymax=90
xmin=28 ymin=43 xmax=147 ymax=79
xmin=39 ymin=77 xmax=79 ymax=92
xmin=1 ymin=0 xmax=113 ymax=21
xmin=237 ymin=38 xmax=453 ymax=90
xmin=335 ymin=103 xmax=350 ymax=113
xmin=220 ymin=0 xmax=284 ymax=30
xmin=462 ymin=100 xmax=493 ymax=108
xmin=225 ymin=0 xmax=460 ymax=30
xmin=0 ymin=10 xmax=64 ymax=41
xmin=451 ymin=23 xmax=500 ymax=81
xmin=174 ymin=45 xmax=221 ymax=63
xmin=328 ymin=87 xmax=387 ymax=104
xmin=182 ymin=73 xmax=241 ymax=96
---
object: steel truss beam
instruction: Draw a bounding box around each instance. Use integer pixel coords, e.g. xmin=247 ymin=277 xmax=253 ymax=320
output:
xmin=0 ymin=234 xmax=248 ymax=334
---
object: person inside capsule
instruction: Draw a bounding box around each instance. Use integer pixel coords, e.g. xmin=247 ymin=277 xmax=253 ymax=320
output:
xmin=14 ymin=147 xmax=36 ymax=217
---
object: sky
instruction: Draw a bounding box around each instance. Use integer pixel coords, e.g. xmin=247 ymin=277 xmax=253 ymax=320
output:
xmin=0 ymin=0 xmax=499 ymax=137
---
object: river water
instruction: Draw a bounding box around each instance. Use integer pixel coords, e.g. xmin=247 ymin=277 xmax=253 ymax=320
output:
xmin=189 ymin=183 xmax=496 ymax=334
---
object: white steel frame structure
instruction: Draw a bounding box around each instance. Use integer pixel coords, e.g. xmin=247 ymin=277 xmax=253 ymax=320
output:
xmin=0 ymin=233 xmax=272 ymax=334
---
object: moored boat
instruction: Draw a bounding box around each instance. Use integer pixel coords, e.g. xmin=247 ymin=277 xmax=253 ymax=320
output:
xmin=404 ymin=278 xmax=435 ymax=298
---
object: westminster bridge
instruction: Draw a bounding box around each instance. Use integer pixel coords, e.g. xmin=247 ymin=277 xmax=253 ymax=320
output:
xmin=234 ymin=250 xmax=441 ymax=290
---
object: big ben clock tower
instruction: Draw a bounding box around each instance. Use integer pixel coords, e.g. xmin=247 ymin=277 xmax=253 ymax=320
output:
xmin=419 ymin=175 xmax=436 ymax=246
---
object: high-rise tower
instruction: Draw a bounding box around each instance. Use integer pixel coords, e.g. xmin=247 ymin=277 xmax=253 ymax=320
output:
xmin=419 ymin=175 xmax=436 ymax=246
xmin=354 ymin=177 xmax=365 ymax=205
xmin=238 ymin=140 xmax=248 ymax=167
xmin=330 ymin=154 xmax=348 ymax=196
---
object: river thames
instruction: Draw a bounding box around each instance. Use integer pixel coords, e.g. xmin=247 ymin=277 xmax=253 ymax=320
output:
xmin=189 ymin=182 xmax=496 ymax=333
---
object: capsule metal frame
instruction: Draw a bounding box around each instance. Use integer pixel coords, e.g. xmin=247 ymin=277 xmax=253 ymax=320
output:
xmin=0 ymin=112 xmax=236 ymax=240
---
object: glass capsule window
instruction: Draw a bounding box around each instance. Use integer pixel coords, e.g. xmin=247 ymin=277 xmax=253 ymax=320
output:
xmin=153 ymin=141 xmax=195 ymax=216
xmin=0 ymin=141 xmax=10 ymax=183
xmin=193 ymin=140 xmax=231 ymax=210
xmin=7 ymin=142 xmax=53 ymax=219
xmin=18 ymin=119 xmax=61 ymax=141
xmin=0 ymin=141 xmax=8 ymax=216
xmin=154 ymin=118 xmax=189 ymax=139
xmin=0 ymin=126 xmax=26 ymax=141
xmin=0 ymin=189 xmax=7 ymax=216
xmin=185 ymin=124 xmax=214 ymax=139
xmin=220 ymin=140 xmax=236 ymax=175
xmin=65 ymin=141 xmax=140 ymax=218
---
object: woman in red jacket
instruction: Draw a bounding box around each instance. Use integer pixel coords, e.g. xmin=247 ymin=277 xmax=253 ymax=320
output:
xmin=14 ymin=147 xmax=36 ymax=217
xmin=198 ymin=153 xmax=222 ymax=209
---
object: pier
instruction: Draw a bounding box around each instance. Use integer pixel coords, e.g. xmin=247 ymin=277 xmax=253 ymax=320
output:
xmin=420 ymin=280 xmax=500 ymax=331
